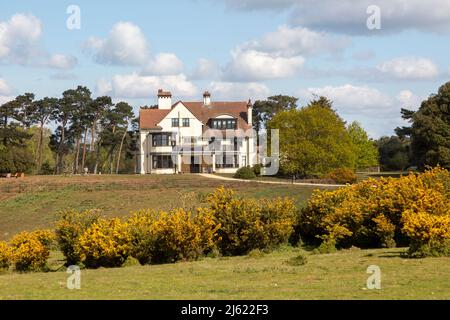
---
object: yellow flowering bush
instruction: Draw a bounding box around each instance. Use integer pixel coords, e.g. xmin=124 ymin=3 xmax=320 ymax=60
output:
xmin=10 ymin=230 xmax=53 ymax=272
xmin=55 ymin=209 xmax=100 ymax=265
xmin=402 ymin=189 xmax=450 ymax=257
xmin=299 ymin=167 xmax=450 ymax=256
xmin=0 ymin=241 xmax=12 ymax=270
xmin=76 ymin=218 xmax=131 ymax=268
xmin=128 ymin=208 xmax=220 ymax=264
xmin=207 ymin=187 xmax=297 ymax=256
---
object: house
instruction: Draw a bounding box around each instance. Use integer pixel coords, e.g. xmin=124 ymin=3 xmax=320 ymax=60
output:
xmin=138 ymin=89 xmax=256 ymax=174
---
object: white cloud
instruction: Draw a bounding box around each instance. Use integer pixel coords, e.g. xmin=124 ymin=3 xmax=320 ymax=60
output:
xmin=209 ymin=81 xmax=270 ymax=100
xmin=44 ymin=54 xmax=78 ymax=69
xmin=218 ymin=0 xmax=450 ymax=34
xmin=96 ymin=78 xmax=113 ymax=97
xmin=224 ymin=49 xmax=304 ymax=81
xmin=142 ymin=53 xmax=184 ymax=75
xmin=0 ymin=78 xmax=12 ymax=95
xmin=0 ymin=13 xmax=42 ymax=63
xmin=377 ymin=57 xmax=439 ymax=80
xmin=190 ymin=58 xmax=221 ymax=80
xmin=241 ymin=25 xmax=350 ymax=57
xmin=396 ymin=90 xmax=422 ymax=110
xmin=299 ymin=84 xmax=394 ymax=117
xmin=0 ymin=13 xmax=76 ymax=69
xmin=85 ymin=22 xmax=150 ymax=66
xmin=298 ymin=84 xmax=425 ymax=137
xmin=101 ymin=73 xmax=197 ymax=99
xmin=0 ymin=78 xmax=14 ymax=106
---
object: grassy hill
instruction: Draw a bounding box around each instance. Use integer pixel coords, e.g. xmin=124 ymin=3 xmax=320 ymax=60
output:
xmin=0 ymin=174 xmax=331 ymax=240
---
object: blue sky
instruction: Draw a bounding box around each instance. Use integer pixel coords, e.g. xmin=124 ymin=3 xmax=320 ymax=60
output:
xmin=1 ymin=0 xmax=450 ymax=137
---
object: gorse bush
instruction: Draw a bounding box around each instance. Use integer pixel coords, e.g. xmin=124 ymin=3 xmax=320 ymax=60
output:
xmin=76 ymin=218 xmax=131 ymax=268
xmin=55 ymin=209 xmax=100 ymax=265
xmin=298 ymin=167 xmax=450 ymax=257
xmin=10 ymin=230 xmax=54 ymax=272
xmin=130 ymin=208 xmax=220 ymax=264
xmin=207 ymin=187 xmax=297 ymax=256
xmin=233 ymin=166 xmax=256 ymax=179
xmin=0 ymin=241 xmax=12 ymax=270
xmin=324 ymin=168 xmax=357 ymax=184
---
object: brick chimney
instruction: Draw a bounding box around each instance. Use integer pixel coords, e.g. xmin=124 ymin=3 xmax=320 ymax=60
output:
xmin=157 ymin=89 xmax=172 ymax=109
xmin=203 ymin=91 xmax=211 ymax=106
xmin=247 ymin=99 xmax=253 ymax=126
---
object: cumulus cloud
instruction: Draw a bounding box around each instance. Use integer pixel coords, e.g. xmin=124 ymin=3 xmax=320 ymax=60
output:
xmin=299 ymin=84 xmax=394 ymax=117
xmin=0 ymin=78 xmax=14 ymax=106
xmin=298 ymin=84 xmax=425 ymax=137
xmin=241 ymin=25 xmax=350 ymax=57
xmin=190 ymin=58 xmax=221 ymax=80
xmin=377 ymin=57 xmax=439 ymax=80
xmin=0 ymin=13 xmax=76 ymax=69
xmin=142 ymin=53 xmax=184 ymax=75
xmin=217 ymin=0 xmax=450 ymax=35
xmin=98 ymin=73 xmax=197 ymax=99
xmin=84 ymin=22 xmax=150 ymax=65
xmin=224 ymin=49 xmax=304 ymax=81
xmin=209 ymin=81 xmax=270 ymax=100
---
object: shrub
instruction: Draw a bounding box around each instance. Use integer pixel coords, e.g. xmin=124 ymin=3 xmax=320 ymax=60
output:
xmin=10 ymin=231 xmax=52 ymax=272
xmin=284 ymin=253 xmax=308 ymax=266
xmin=55 ymin=209 xmax=100 ymax=265
xmin=76 ymin=218 xmax=131 ymax=268
xmin=0 ymin=241 xmax=12 ymax=270
xmin=402 ymin=192 xmax=450 ymax=257
xmin=252 ymin=164 xmax=262 ymax=176
xmin=298 ymin=167 xmax=450 ymax=257
xmin=207 ymin=187 xmax=297 ymax=256
xmin=233 ymin=166 xmax=256 ymax=179
xmin=324 ymin=168 xmax=357 ymax=184
xmin=128 ymin=208 xmax=220 ymax=264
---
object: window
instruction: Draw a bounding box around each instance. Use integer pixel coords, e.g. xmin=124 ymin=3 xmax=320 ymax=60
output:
xmin=182 ymin=118 xmax=190 ymax=127
xmin=172 ymin=118 xmax=179 ymax=127
xmin=152 ymin=133 xmax=172 ymax=146
xmin=215 ymin=154 xmax=239 ymax=168
xmin=152 ymin=155 xmax=174 ymax=169
xmin=211 ymin=119 xmax=236 ymax=130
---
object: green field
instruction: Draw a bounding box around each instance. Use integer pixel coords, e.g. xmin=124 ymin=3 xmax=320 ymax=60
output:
xmin=0 ymin=174 xmax=449 ymax=300
xmin=1 ymin=246 xmax=449 ymax=300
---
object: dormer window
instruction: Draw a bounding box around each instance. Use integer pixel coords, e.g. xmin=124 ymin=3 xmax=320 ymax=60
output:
xmin=211 ymin=119 xmax=236 ymax=130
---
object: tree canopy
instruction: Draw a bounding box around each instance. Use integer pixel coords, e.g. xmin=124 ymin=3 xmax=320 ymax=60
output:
xmin=396 ymin=81 xmax=450 ymax=170
xmin=268 ymin=98 xmax=357 ymax=177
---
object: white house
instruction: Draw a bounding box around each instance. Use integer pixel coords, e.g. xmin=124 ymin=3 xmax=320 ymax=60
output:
xmin=138 ymin=89 xmax=256 ymax=174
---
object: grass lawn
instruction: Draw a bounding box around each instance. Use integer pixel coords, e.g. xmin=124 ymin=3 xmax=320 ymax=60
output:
xmin=0 ymin=174 xmax=333 ymax=240
xmin=0 ymin=246 xmax=448 ymax=300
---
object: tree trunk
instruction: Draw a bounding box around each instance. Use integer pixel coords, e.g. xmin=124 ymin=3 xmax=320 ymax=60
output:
xmin=57 ymin=125 xmax=66 ymax=174
xmin=36 ymin=122 xmax=44 ymax=173
xmin=90 ymin=121 xmax=96 ymax=153
xmin=94 ymin=140 xmax=101 ymax=175
xmin=115 ymin=129 xmax=128 ymax=174
xmin=81 ymin=127 xmax=88 ymax=173
xmin=74 ymin=137 xmax=81 ymax=174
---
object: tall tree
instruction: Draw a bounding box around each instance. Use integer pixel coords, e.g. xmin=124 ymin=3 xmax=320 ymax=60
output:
xmin=396 ymin=81 xmax=450 ymax=169
xmin=252 ymin=95 xmax=298 ymax=133
xmin=114 ymin=102 xmax=134 ymax=174
xmin=376 ymin=136 xmax=412 ymax=171
xmin=268 ymin=98 xmax=357 ymax=177
xmin=347 ymin=121 xmax=379 ymax=170
xmin=32 ymin=97 xmax=58 ymax=172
